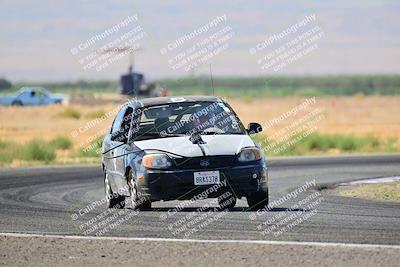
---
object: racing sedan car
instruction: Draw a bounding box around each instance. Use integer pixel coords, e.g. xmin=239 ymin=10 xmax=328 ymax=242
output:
xmin=102 ymin=96 xmax=268 ymax=211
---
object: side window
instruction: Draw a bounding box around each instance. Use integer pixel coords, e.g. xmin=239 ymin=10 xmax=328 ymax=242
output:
xmin=120 ymin=107 xmax=133 ymax=136
xmin=111 ymin=107 xmax=127 ymax=134
xmin=110 ymin=107 xmax=134 ymax=142
xmin=129 ymin=108 xmax=142 ymax=140
xmin=18 ymin=92 xmax=28 ymax=98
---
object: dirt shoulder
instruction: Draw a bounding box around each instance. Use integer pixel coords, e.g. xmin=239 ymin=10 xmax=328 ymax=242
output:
xmin=338 ymin=182 xmax=400 ymax=202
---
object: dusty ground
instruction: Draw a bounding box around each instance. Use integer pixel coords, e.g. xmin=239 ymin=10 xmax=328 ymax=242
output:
xmin=0 ymin=96 xmax=399 ymax=147
xmin=339 ymin=182 xmax=400 ymax=201
xmin=0 ymin=235 xmax=399 ymax=267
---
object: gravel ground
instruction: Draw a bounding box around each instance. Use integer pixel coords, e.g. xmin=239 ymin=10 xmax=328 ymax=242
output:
xmin=1 ymin=235 xmax=399 ymax=267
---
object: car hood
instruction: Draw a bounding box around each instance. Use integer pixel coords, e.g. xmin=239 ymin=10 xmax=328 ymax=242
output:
xmin=0 ymin=95 xmax=15 ymax=105
xmin=134 ymin=134 xmax=256 ymax=157
xmin=50 ymin=93 xmax=66 ymax=100
xmin=0 ymin=95 xmax=15 ymax=100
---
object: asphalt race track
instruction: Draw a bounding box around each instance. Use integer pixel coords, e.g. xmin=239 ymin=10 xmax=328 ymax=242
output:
xmin=0 ymin=154 xmax=399 ymax=245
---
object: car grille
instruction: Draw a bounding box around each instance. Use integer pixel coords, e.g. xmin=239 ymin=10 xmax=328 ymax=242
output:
xmin=172 ymin=155 xmax=237 ymax=169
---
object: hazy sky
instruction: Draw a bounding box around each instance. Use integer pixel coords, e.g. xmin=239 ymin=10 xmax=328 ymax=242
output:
xmin=0 ymin=0 xmax=399 ymax=82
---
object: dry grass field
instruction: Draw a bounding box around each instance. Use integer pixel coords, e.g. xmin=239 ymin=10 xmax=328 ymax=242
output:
xmin=229 ymin=96 xmax=400 ymax=139
xmin=0 ymin=95 xmax=399 ymax=166
xmin=0 ymin=104 xmax=116 ymax=145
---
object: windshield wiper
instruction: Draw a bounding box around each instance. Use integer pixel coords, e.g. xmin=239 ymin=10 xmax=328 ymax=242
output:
xmin=199 ymin=131 xmax=245 ymax=135
xmin=135 ymin=132 xmax=160 ymax=138
xmin=199 ymin=131 xmax=222 ymax=135
xmin=140 ymin=132 xmax=185 ymax=137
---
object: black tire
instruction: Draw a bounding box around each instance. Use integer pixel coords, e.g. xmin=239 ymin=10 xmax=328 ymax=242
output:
xmin=218 ymin=192 xmax=236 ymax=210
xmin=247 ymin=190 xmax=269 ymax=211
xmin=104 ymin=173 xmax=125 ymax=209
xmin=11 ymin=101 xmax=23 ymax=106
xmin=129 ymin=171 xmax=151 ymax=210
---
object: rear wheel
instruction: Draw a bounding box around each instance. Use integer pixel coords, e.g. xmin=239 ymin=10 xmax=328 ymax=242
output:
xmin=11 ymin=101 xmax=23 ymax=106
xmin=129 ymin=171 xmax=151 ymax=210
xmin=247 ymin=190 xmax=268 ymax=211
xmin=104 ymin=173 xmax=125 ymax=209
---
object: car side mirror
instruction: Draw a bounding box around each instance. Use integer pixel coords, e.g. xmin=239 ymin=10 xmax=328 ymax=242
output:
xmin=247 ymin=122 xmax=262 ymax=134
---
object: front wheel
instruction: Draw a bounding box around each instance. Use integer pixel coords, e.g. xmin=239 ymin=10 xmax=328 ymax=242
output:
xmin=247 ymin=190 xmax=268 ymax=211
xmin=104 ymin=173 xmax=125 ymax=209
xmin=11 ymin=101 xmax=23 ymax=106
xmin=129 ymin=171 xmax=151 ymax=210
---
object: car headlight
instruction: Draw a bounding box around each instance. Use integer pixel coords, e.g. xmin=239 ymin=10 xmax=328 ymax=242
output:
xmin=142 ymin=154 xmax=172 ymax=169
xmin=238 ymin=148 xmax=262 ymax=162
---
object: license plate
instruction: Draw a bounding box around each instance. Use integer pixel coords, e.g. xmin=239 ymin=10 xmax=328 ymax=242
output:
xmin=194 ymin=171 xmax=220 ymax=185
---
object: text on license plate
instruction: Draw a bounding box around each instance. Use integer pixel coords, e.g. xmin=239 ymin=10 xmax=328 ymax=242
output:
xmin=194 ymin=171 xmax=220 ymax=185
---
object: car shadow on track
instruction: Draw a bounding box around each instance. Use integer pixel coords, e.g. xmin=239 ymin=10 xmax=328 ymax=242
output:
xmin=132 ymin=207 xmax=309 ymax=212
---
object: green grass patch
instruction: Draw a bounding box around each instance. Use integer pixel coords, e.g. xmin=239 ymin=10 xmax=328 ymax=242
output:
xmin=253 ymin=133 xmax=399 ymax=156
xmin=78 ymin=136 xmax=104 ymax=158
xmin=21 ymin=139 xmax=56 ymax=162
xmin=0 ymin=139 xmax=61 ymax=165
xmin=0 ymin=140 xmax=18 ymax=164
xmin=0 ymin=136 xmax=103 ymax=166
xmin=56 ymin=108 xmax=81 ymax=119
xmin=50 ymin=136 xmax=72 ymax=150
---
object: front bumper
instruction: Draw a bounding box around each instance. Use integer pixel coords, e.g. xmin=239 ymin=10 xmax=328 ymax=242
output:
xmin=137 ymin=163 xmax=268 ymax=201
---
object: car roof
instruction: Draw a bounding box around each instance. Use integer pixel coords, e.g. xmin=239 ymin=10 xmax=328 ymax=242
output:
xmin=135 ymin=95 xmax=222 ymax=107
xmin=19 ymin=87 xmax=46 ymax=92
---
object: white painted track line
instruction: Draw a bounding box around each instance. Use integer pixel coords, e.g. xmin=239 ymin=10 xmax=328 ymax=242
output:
xmin=1 ymin=232 xmax=400 ymax=249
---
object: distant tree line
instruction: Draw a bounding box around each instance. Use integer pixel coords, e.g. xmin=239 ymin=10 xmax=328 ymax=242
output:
xmin=0 ymin=78 xmax=12 ymax=91
xmin=159 ymin=75 xmax=400 ymax=90
xmin=158 ymin=75 xmax=400 ymax=96
xmin=4 ymin=75 xmax=400 ymax=96
xmin=40 ymin=80 xmax=117 ymax=90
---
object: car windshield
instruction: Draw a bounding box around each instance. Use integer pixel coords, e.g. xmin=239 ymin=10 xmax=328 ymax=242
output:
xmin=134 ymin=101 xmax=246 ymax=141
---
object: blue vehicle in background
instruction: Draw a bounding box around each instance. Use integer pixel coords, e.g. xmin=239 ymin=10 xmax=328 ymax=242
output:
xmin=0 ymin=87 xmax=64 ymax=106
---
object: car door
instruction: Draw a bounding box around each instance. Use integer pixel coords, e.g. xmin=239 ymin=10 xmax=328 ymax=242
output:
xmin=105 ymin=106 xmax=134 ymax=194
xmin=27 ymin=90 xmax=41 ymax=105
xmin=37 ymin=90 xmax=49 ymax=105
xmin=103 ymin=106 xmax=126 ymax=191
xmin=17 ymin=91 xmax=36 ymax=105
